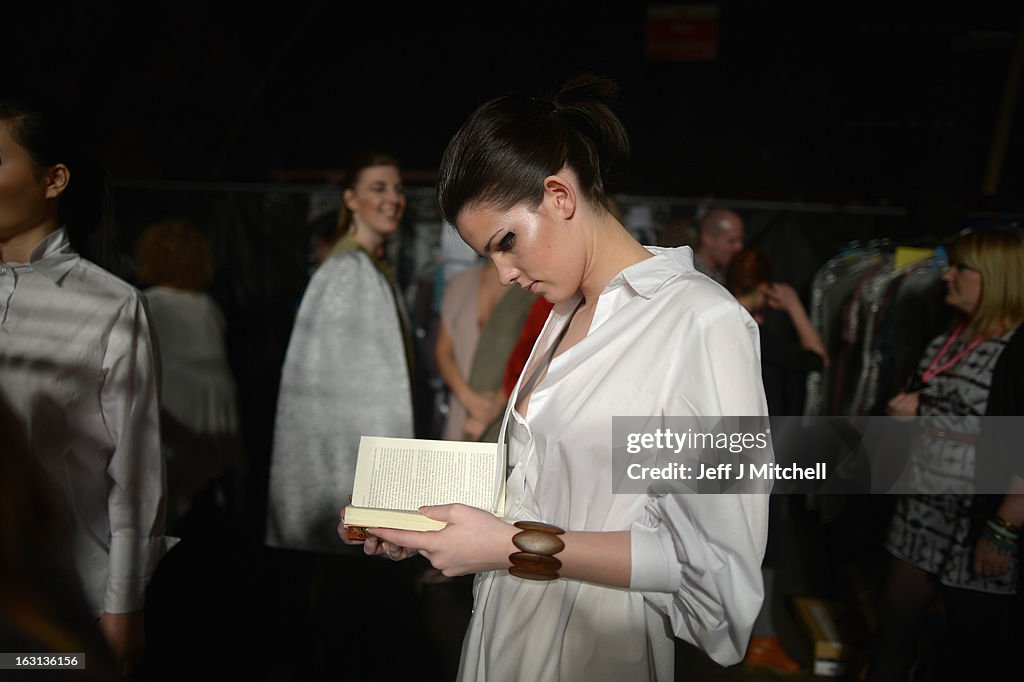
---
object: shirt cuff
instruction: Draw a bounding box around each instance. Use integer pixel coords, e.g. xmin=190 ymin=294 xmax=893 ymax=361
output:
xmin=104 ymin=534 xmax=180 ymax=613
xmin=630 ymin=523 xmax=684 ymax=593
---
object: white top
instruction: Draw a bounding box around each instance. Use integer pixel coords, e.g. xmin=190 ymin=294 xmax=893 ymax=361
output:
xmin=143 ymin=286 xmax=241 ymax=520
xmin=142 ymin=287 xmax=239 ymax=437
xmin=0 ymin=228 xmax=177 ymax=615
xmin=458 ymin=246 xmax=771 ymax=682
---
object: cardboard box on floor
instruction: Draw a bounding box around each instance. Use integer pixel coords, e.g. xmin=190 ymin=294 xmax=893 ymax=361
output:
xmin=793 ymin=596 xmax=850 ymax=678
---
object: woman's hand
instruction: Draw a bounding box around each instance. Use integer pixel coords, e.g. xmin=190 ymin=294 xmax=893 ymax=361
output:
xmin=99 ymin=611 xmax=145 ymax=676
xmin=364 ymin=533 xmax=419 ymax=561
xmin=370 ymin=504 xmax=518 ymax=577
xmin=337 ymin=509 xmax=418 ymax=560
xmin=464 ymin=390 xmax=505 ymax=425
xmin=463 ymin=416 xmax=489 ymax=441
xmin=765 ymin=282 xmax=801 ymax=313
xmin=886 ymin=391 xmax=919 ymax=421
xmin=462 ymin=391 xmax=506 ymax=440
xmin=973 ymin=535 xmax=1014 ymax=576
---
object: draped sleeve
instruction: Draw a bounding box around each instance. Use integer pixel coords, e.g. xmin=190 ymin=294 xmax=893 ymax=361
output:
xmin=629 ymin=298 xmax=772 ymax=666
xmin=101 ymin=292 xmax=178 ymax=613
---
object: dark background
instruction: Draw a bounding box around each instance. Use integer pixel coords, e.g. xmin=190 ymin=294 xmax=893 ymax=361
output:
xmin=7 ymin=5 xmax=1024 ymax=679
xmin=7 ymin=2 xmax=1023 ymax=212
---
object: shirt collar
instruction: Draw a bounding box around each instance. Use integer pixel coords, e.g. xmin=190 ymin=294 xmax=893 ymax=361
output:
xmin=26 ymin=227 xmax=79 ymax=283
xmin=615 ymin=245 xmax=696 ymax=299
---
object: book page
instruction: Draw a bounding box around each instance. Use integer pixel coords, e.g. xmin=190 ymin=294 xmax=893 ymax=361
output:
xmin=344 ymin=507 xmax=448 ymax=532
xmin=352 ymin=436 xmax=504 ymax=513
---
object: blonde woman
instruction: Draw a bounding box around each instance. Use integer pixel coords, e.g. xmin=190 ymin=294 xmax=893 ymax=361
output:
xmin=871 ymin=228 xmax=1024 ymax=680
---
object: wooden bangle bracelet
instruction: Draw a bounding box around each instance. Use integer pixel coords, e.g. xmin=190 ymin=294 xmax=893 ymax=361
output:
xmin=508 ymin=521 xmax=565 ymax=581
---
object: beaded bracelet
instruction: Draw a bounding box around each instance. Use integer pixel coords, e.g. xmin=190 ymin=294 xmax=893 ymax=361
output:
xmin=990 ymin=514 xmax=1021 ymax=535
xmin=508 ymin=521 xmax=566 ymax=581
xmin=982 ymin=525 xmax=1018 ymax=551
xmin=985 ymin=519 xmax=1019 ymax=542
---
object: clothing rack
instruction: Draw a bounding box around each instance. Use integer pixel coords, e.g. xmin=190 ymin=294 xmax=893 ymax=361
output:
xmin=804 ymin=240 xmax=951 ymax=417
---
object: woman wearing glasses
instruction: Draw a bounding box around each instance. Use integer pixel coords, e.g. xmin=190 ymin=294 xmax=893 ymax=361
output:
xmin=870 ymin=228 xmax=1024 ymax=680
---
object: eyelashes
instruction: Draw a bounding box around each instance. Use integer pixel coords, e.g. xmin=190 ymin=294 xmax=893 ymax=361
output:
xmin=499 ymin=232 xmax=516 ymax=251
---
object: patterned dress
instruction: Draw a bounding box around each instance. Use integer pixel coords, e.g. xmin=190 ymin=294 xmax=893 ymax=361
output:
xmin=884 ymin=326 xmax=1018 ymax=593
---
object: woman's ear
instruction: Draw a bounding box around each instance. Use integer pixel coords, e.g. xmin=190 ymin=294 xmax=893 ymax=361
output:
xmin=542 ymin=172 xmax=577 ymax=220
xmin=343 ymin=187 xmax=359 ymax=213
xmin=45 ymin=164 xmax=70 ymax=200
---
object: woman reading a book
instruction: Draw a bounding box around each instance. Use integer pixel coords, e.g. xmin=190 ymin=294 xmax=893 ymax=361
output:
xmin=340 ymin=75 xmax=771 ymax=681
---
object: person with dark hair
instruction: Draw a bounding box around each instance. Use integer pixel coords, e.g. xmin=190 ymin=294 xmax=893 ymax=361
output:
xmin=726 ymin=248 xmax=827 ymax=675
xmin=727 ymin=248 xmax=828 ymax=415
xmin=341 ymin=75 xmax=771 ymax=680
xmin=693 ymin=207 xmax=745 ymax=285
xmin=869 ymin=228 xmax=1024 ymax=680
xmin=265 ymin=149 xmax=420 ymax=678
xmin=428 ymin=256 xmax=534 ymax=678
xmin=0 ymin=94 xmax=175 ymax=674
xmin=134 ymin=218 xmax=243 ymax=534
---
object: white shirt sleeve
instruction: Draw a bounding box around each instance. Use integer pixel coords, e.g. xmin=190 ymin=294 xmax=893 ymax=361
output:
xmin=100 ymin=294 xmax=176 ymax=613
xmin=630 ymin=299 xmax=771 ymax=666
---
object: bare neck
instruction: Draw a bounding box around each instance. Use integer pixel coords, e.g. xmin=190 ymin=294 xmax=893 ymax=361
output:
xmin=0 ymin=221 xmax=61 ymax=263
xmin=578 ymin=214 xmax=653 ymax=305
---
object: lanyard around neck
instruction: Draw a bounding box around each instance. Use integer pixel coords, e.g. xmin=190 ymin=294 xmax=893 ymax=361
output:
xmin=921 ymin=324 xmax=984 ymax=383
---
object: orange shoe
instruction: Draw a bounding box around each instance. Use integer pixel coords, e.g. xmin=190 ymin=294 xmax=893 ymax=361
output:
xmin=745 ymin=635 xmax=803 ymax=675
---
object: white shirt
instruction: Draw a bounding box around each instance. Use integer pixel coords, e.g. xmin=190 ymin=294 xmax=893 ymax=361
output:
xmin=459 ymin=246 xmax=770 ymax=681
xmin=0 ymin=228 xmax=177 ymax=615
xmin=143 ymin=286 xmax=242 ymax=519
xmin=143 ymin=286 xmax=239 ymax=438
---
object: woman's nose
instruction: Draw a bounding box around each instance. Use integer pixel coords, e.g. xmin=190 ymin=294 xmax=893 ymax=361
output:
xmin=491 ymin=256 xmax=518 ymax=287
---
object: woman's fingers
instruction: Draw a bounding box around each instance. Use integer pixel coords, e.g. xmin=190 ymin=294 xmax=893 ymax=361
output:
xmin=973 ymin=537 xmax=1012 ymax=576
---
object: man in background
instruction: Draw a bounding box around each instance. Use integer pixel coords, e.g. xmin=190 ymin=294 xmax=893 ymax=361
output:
xmin=693 ymin=207 xmax=745 ymax=284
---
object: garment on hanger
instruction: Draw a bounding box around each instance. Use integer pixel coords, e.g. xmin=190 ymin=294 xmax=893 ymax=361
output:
xmin=804 ymin=242 xmax=890 ymax=417
xmin=804 ymin=241 xmax=950 ymax=417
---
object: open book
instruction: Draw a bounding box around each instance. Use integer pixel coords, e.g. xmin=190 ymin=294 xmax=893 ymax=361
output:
xmin=343 ymin=435 xmax=506 ymax=532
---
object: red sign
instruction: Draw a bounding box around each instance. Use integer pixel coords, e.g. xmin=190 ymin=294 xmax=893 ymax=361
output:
xmin=645 ymin=5 xmax=719 ymax=62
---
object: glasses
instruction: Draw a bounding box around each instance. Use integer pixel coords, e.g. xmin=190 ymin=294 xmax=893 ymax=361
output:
xmin=947 ymin=260 xmax=976 ymax=272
